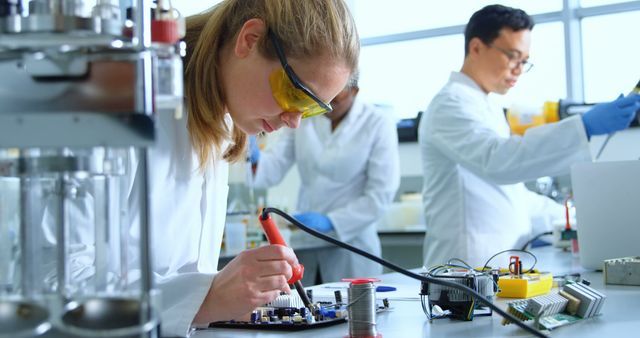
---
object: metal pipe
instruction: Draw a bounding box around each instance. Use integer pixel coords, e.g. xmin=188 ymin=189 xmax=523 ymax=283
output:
xmin=19 ymin=176 xmax=31 ymax=298
xmin=94 ymin=175 xmax=108 ymax=293
xmin=138 ymin=148 xmax=155 ymax=338
xmin=134 ymin=0 xmax=150 ymax=49
xmin=56 ymin=175 xmax=68 ymax=298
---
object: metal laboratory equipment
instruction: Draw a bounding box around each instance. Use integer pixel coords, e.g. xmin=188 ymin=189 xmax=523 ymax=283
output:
xmin=0 ymin=0 xmax=184 ymax=337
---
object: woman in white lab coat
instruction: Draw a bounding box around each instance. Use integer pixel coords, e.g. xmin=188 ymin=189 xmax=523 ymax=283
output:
xmin=126 ymin=1 xmax=359 ymax=336
xmin=253 ymin=79 xmax=400 ymax=282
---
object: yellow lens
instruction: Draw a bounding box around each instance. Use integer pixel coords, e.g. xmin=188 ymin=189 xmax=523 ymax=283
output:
xmin=269 ymin=68 xmax=329 ymax=119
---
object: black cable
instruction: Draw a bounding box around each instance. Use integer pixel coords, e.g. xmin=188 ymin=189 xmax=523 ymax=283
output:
xmin=481 ymin=249 xmax=538 ymax=274
xmin=262 ymin=207 xmax=549 ymax=338
xmin=447 ymin=257 xmax=473 ymax=269
xmin=520 ymin=231 xmax=553 ymax=251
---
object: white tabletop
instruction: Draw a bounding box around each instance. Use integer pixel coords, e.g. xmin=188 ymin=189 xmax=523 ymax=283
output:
xmin=193 ymin=246 xmax=640 ymax=338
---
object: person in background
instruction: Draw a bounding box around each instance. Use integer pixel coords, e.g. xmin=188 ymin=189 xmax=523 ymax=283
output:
xmin=419 ymin=4 xmax=640 ymax=269
xmin=252 ymin=74 xmax=400 ymax=282
xmin=125 ymin=1 xmax=358 ymax=336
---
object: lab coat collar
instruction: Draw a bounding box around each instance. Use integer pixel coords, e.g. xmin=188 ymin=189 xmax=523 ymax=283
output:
xmin=312 ymin=96 xmax=365 ymax=138
xmin=449 ymin=71 xmax=487 ymax=97
xmin=346 ymin=97 xmax=365 ymax=121
xmin=332 ymin=96 xmax=365 ymax=131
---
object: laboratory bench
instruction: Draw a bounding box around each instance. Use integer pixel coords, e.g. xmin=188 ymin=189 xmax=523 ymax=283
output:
xmin=195 ymin=246 xmax=640 ymax=338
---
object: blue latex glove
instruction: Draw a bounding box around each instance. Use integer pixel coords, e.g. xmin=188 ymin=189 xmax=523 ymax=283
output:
xmin=581 ymin=93 xmax=640 ymax=138
xmin=248 ymin=135 xmax=260 ymax=164
xmin=293 ymin=212 xmax=334 ymax=233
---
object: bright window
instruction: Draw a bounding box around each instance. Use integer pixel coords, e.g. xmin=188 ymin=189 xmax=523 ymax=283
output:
xmin=173 ymin=1 xmax=220 ymax=17
xmin=358 ymin=22 xmax=566 ymax=119
xmin=582 ymin=11 xmax=640 ymax=102
xmin=352 ymin=0 xmax=561 ymax=39
xmin=357 ymin=35 xmax=464 ymax=120
xmin=580 ymin=0 xmax=632 ymax=7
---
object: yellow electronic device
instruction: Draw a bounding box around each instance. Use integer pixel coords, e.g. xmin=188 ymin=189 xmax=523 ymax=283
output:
xmin=497 ymin=273 xmax=553 ymax=298
xmin=496 ymin=256 xmax=553 ymax=298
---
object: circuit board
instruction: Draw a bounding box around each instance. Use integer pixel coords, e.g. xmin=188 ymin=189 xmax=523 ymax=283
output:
xmin=206 ymin=291 xmax=391 ymax=331
xmin=205 ymin=290 xmax=350 ymax=331
xmin=207 ymin=305 xmax=348 ymax=331
xmin=503 ymin=281 xmax=605 ymax=331
xmin=505 ymin=298 xmax=582 ymax=330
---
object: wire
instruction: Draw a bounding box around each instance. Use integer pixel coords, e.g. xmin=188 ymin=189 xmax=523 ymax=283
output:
xmin=481 ymin=249 xmax=538 ymax=274
xmin=427 ymin=264 xmax=472 ymax=277
xmin=520 ymin=231 xmax=553 ymax=251
xmin=262 ymin=207 xmax=549 ymax=338
xmin=447 ymin=258 xmax=473 ymax=269
xmin=595 ymin=132 xmax=614 ymax=160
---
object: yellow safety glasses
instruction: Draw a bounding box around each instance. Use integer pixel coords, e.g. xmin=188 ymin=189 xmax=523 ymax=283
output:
xmin=268 ymin=30 xmax=333 ymax=119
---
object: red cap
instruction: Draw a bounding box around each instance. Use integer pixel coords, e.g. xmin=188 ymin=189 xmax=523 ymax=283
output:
xmin=152 ymin=20 xmax=179 ymax=44
xmin=341 ymin=278 xmax=381 ymax=285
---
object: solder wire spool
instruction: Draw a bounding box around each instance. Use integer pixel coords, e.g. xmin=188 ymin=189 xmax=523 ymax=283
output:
xmin=345 ymin=278 xmax=381 ymax=338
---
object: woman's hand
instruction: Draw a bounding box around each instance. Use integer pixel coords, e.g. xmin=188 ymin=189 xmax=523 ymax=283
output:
xmin=193 ymin=244 xmax=298 ymax=324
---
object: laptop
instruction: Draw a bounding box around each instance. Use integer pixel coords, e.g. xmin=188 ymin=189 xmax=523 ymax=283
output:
xmin=571 ymin=160 xmax=640 ymax=270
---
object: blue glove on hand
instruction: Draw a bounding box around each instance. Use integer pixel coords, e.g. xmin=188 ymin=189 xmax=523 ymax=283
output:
xmin=581 ymin=93 xmax=640 ymax=138
xmin=293 ymin=212 xmax=334 ymax=233
xmin=248 ymin=135 xmax=261 ymax=164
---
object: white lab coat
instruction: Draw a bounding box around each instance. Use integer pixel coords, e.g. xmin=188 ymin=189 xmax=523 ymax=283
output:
xmin=254 ymin=99 xmax=400 ymax=282
xmin=419 ymin=72 xmax=591 ymax=268
xmin=125 ymin=110 xmax=230 ymax=337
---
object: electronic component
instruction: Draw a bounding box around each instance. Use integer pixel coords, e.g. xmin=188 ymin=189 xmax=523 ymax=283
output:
xmin=496 ymin=255 xmax=553 ymax=299
xmin=604 ymin=256 xmax=640 ymax=286
xmin=557 ymin=290 xmax=580 ymax=316
xmin=525 ymin=293 xmax=568 ymax=317
xmin=334 ymin=290 xmax=343 ymax=304
xmin=420 ymin=267 xmax=497 ymax=321
xmin=497 ymin=272 xmax=553 ymax=298
xmin=563 ymin=283 xmax=605 ymax=318
xmin=503 ymin=281 xmax=606 ymax=331
xmin=265 ymin=293 xmax=305 ymax=309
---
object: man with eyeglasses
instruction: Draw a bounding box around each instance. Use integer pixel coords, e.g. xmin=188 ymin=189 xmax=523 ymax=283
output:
xmin=419 ymin=4 xmax=640 ymax=269
xmin=252 ymin=74 xmax=400 ymax=283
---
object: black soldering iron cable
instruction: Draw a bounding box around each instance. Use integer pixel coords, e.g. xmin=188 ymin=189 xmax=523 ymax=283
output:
xmin=520 ymin=231 xmax=553 ymax=251
xmin=262 ymin=207 xmax=549 ymax=338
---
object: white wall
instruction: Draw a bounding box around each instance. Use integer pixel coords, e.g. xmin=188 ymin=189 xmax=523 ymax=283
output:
xmin=172 ymin=1 xmax=220 ymax=17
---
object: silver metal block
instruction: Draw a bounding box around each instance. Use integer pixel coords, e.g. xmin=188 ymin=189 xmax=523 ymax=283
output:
xmin=604 ymin=256 xmax=640 ymax=286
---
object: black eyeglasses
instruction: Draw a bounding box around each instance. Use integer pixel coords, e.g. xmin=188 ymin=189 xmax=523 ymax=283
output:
xmin=488 ymin=44 xmax=534 ymax=73
xmin=268 ymin=29 xmax=333 ymax=117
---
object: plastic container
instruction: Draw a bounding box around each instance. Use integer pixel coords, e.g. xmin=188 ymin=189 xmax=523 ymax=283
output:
xmin=224 ymin=219 xmax=247 ymax=255
xmin=507 ymin=101 xmax=560 ymax=135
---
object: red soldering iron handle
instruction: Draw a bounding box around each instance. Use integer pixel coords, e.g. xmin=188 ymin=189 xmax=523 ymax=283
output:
xmin=259 ymin=213 xmax=304 ymax=284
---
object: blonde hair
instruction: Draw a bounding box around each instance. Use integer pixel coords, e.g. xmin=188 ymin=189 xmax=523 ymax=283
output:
xmin=184 ymin=0 xmax=360 ymax=168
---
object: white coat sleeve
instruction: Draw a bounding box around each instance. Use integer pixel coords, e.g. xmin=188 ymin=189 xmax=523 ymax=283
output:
xmin=428 ymin=95 xmax=592 ymax=185
xmin=327 ymin=115 xmax=401 ymax=243
xmin=157 ymin=273 xmax=216 ymax=337
xmin=253 ymin=128 xmax=296 ymax=189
